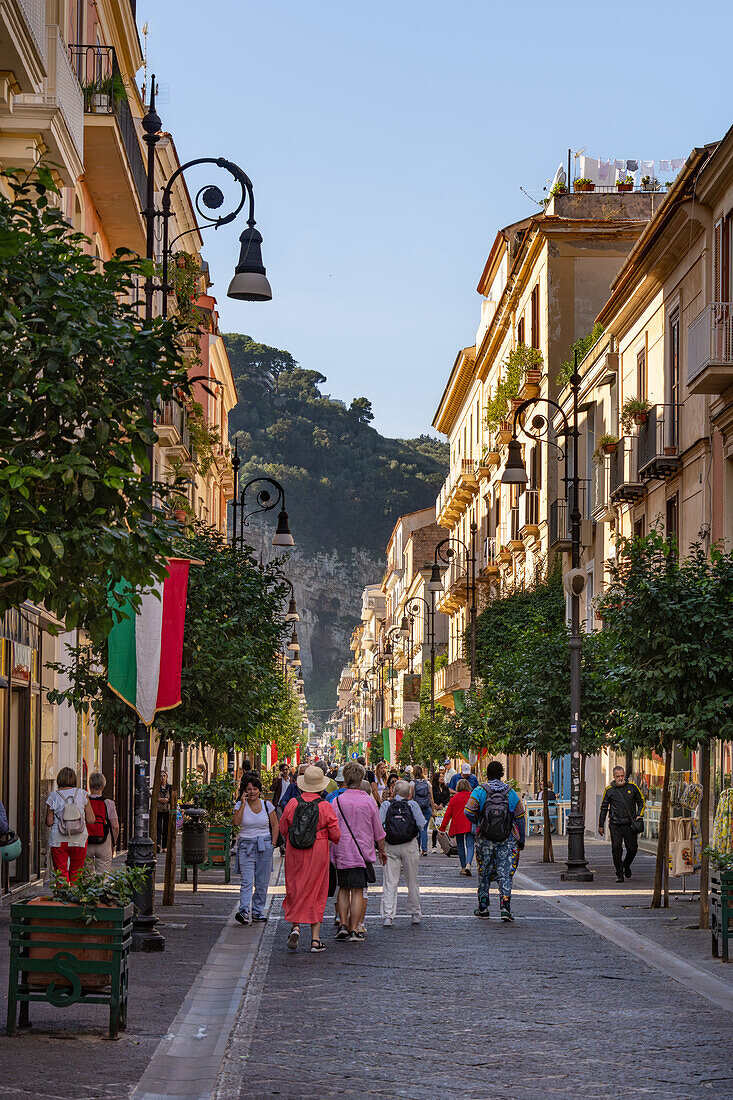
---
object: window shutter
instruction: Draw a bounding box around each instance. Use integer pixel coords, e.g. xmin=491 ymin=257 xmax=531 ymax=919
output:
xmin=713 ymin=217 xmax=723 ymax=303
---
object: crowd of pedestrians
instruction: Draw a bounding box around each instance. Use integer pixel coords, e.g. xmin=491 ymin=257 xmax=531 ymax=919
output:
xmin=231 ymin=753 xmax=531 ymax=953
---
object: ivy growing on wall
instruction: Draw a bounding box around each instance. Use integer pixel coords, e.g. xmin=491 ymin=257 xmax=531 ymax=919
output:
xmin=484 ymin=344 xmax=544 ymax=434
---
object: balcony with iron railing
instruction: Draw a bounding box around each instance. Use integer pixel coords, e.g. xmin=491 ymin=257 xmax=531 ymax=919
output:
xmin=480 ymin=535 xmax=499 ymax=574
xmin=609 ymin=437 xmax=645 ymax=504
xmin=155 ymin=401 xmax=191 ymax=455
xmin=687 ymin=302 xmax=733 ymax=395
xmin=1 ymin=0 xmax=47 ymax=91
xmin=549 ymin=481 xmax=589 ymax=550
xmin=637 ymin=404 xmax=681 ymax=482
xmin=590 ymin=457 xmax=613 ymax=521
xmin=11 ymin=25 xmax=83 ymax=181
xmin=68 ymin=42 xmax=146 ymax=252
xmin=436 ymin=457 xmax=479 ymax=526
xmin=519 ymin=487 xmax=540 ymax=538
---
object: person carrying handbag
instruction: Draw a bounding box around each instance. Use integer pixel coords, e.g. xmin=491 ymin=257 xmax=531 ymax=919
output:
xmin=330 ymin=762 xmax=386 ymax=942
xmin=598 ymin=766 xmax=645 ymax=882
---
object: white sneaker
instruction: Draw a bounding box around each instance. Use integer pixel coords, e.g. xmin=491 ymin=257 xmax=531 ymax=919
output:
xmin=382 ymin=917 xmax=393 ymax=927
xmin=411 ymin=915 xmax=421 ymax=925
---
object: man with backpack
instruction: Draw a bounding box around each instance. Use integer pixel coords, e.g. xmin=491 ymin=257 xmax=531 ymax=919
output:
xmin=379 ymin=780 xmax=426 ymax=926
xmin=464 ymin=760 xmax=525 ymax=922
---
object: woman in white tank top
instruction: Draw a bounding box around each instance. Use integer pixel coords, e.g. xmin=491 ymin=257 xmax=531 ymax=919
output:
xmin=232 ymin=773 xmax=280 ymax=925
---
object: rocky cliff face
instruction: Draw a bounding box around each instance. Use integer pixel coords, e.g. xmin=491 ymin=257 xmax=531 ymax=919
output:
xmin=242 ymin=522 xmax=382 ymax=724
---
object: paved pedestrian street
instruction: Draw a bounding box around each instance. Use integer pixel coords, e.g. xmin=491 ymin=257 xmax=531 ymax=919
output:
xmin=209 ymin=841 xmax=732 ymax=1100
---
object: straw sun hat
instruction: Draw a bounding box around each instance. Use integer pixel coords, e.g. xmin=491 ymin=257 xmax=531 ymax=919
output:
xmin=296 ymin=765 xmax=329 ymax=793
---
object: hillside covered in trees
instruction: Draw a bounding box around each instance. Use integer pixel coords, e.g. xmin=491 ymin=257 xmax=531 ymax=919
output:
xmin=224 ymin=334 xmax=448 ymax=557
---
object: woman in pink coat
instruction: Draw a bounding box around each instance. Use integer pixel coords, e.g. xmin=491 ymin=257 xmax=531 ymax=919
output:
xmin=279 ymin=765 xmax=341 ymax=953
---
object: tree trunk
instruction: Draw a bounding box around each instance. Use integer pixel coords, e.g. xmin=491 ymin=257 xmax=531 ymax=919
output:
xmin=651 ymin=740 xmax=672 ymax=908
xmin=542 ymin=753 xmax=554 ymax=862
xmin=149 ymin=739 xmax=166 ymax=857
xmin=699 ymin=739 xmax=711 ymax=930
xmin=162 ymin=741 xmax=181 ymax=907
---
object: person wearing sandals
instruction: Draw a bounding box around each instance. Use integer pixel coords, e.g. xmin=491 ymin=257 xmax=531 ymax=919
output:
xmin=279 ymin=765 xmax=341 ymax=953
xmin=233 ymin=774 xmax=279 ymax=925
xmin=331 ymin=762 xmax=387 ymax=942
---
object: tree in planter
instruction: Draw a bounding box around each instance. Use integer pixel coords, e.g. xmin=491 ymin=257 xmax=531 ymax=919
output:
xmin=454 ymin=569 xmax=616 ymax=862
xmin=0 ymin=167 xmax=193 ymax=641
xmin=49 ymin=522 xmax=293 ymax=905
xmin=597 ymin=529 xmax=733 ymax=919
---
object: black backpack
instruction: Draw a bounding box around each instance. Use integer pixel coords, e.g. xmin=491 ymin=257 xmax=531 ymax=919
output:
xmin=477 ymin=784 xmax=512 ymax=842
xmin=413 ymin=779 xmax=432 ymax=817
xmin=288 ymin=792 xmax=321 ymax=849
xmin=384 ymin=800 xmax=419 ymax=845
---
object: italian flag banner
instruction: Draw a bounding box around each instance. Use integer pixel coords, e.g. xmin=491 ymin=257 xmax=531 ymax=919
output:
xmin=382 ymin=727 xmax=397 ymax=764
xmin=107 ymin=559 xmax=191 ymax=727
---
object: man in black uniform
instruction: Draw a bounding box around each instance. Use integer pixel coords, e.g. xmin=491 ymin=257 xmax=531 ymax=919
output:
xmin=598 ymin=766 xmax=645 ymax=882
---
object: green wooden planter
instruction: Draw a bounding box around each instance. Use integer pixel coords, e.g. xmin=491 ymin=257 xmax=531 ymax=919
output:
xmin=7 ymin=899 xmax=132 ymax=1038
xmin=181 ymin=824 xmax=232 ymax=884
xmin=711 ymin=869 xmax=733 ymax=963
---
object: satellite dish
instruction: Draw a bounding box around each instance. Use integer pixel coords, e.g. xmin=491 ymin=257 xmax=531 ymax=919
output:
xmin=550 ymin=164 xmax=566 ymax=191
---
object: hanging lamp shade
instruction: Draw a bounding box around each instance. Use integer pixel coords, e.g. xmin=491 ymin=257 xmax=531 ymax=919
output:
xmin=501 ymin=438 xmax=529 ymax=484
xmin=427 ymin=562 xmax=444 ymax=593
xmin=227 ymin=225 xmax=273 ymax=302
xmin=272 ymin=507 xmax=294 ymax=547
xmin=285 ymin=596 xmax=299 ymax=622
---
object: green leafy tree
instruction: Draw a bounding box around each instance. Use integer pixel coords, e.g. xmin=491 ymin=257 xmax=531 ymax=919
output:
xmin=597 ymin=530 xmax=733 ymax=917
xmin=0 ymin=168 xmax=192 ymax=641
xmin=453 ymin=570 xmax=616 ymax=860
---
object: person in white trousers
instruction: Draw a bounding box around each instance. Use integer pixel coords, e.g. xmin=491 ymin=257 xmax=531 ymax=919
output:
xmin=379 ymin=781 xmax=426 ymax=926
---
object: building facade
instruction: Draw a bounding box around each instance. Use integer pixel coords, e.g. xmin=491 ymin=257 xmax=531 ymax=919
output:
xmin=0 ymin=1 xmax=237 ymax=891
xmin=556 ymin=131 xmax=733 ymax=839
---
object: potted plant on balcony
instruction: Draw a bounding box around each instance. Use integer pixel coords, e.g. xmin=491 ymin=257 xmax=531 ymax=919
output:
xmin=641 ymin=176 xmax=661 ymax=192
xmin=573 ymin=178 xmax=594 ymax=192
xmin=621 ymin=397 xmax=651 ymax=433
xmin=616 ymin=174 xmax=634 ymax=192
xmin=593 ymin=433 xmax=619 ymax=463
xmin=170 ymin=493 xmax=192 ymax=525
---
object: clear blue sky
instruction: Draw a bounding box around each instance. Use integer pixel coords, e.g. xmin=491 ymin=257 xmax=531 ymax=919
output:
xmin=138 ymin=0 xmax=731 ymax=438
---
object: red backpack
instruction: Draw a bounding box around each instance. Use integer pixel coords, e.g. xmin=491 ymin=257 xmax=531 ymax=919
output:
xmin=87 ymin=797 xmax=110 ymax=846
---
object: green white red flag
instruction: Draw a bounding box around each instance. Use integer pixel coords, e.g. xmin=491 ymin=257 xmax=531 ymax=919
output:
xmin=107 ymin=559 xmax=191 ymax=727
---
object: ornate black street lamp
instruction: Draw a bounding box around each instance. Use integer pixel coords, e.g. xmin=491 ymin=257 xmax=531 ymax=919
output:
xmin=127 ymin=79 xmax=272 ymax=952
xmin=404 ymin=594 xmax=438 ymax=719
xmin=429 ymin=526 xmax=478 ymax=687
xmin=501 ymin=351 xmax=593 ymax=882
xmin=230 ymin=453 xmax=294 ymax=552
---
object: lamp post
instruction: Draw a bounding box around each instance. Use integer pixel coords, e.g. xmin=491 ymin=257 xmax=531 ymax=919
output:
xmin=501 ymin=352 xmax=592 ymax=882
xmin=128 ymin=80 xmax=272 ymax=952
xmin=404 ymin=595 xmax=438 ymax=719
xmin=429 ymin=526 xmax=478 ymax=687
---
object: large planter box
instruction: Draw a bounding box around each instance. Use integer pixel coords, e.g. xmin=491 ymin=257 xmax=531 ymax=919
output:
xmin=7 ymin=899 xmax=132 ymax=1037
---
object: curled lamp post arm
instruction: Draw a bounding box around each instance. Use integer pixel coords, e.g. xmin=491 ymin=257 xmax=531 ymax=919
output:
xmin=510 ymin=396 xmax=570 ymax=465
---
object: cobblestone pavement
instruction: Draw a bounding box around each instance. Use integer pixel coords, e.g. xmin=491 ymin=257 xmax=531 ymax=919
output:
xmin=217 ymin=840 xmax=733 ymax=1100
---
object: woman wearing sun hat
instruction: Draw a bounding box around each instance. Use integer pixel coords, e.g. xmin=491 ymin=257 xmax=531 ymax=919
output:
xmin=279 ymin=764 xmax=341 ymax=953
